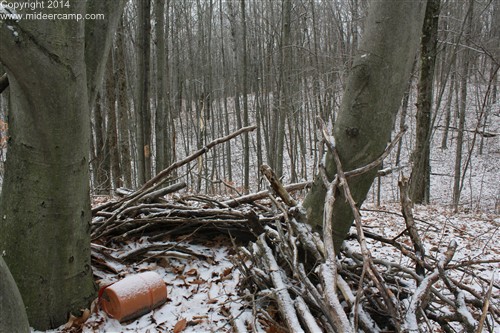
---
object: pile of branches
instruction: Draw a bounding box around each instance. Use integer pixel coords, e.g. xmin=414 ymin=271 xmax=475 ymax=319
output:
xmin=90 ymin=125 xmax=499 ymax=332
xmin=90 ymin=125 xmax=263 ymax=242
xmin=89 ymin=125 xmax=304 ymax=272
xmin=234 ymin=122 xmax=499 ymax=333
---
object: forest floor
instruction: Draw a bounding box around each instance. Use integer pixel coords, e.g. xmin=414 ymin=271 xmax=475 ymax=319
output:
xmin=35 ymin=193 xmax=499 ymax=333
xmin=30 ymin=105 xmax=500 ymax=332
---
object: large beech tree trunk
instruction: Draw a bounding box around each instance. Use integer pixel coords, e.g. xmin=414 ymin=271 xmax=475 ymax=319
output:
xmin=0 ymin=0 xmax=124 ymax=329
xmin=303 ymin=0 xmax=427 ymax=252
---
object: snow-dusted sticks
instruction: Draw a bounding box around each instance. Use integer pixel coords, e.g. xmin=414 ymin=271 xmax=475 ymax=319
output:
xmin=398 ymin=175 xmax=426 ymax=277
xmin=92 ymin=201 xmax=260 ymax=243
xmin=319 ymin=163 xmax=354 ymax=332
xmin=402 ymin=240 xmax=457 ymax=332
xmin=237 ymin=120 xmax=498 ymax=332
xmin=260 ymin=164 xmax=298 ymax=208
xmin=223 ymin=181 xmax=310 ymax=208
xmin=255 ymin=235 xmax=305 ymax=333
xmin=88 ymin=122 xmax=498 ymax=331
xmin=91 ymin=125 xmax=257 ymax=239
xmin=320 ymin=117 xmax=401 ymax=330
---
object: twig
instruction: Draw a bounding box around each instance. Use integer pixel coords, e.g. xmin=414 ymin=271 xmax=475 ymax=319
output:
xmin=337 ymin=274 xmax=381 ymax=332
xmin=141 ymin=182 xmax=187 ymax=203
xmin=321 ymin=120 xmax=408 ymax=180
xmin=437 ymin=257 xmax=478 ymax=332
xmin=91 ymin=126 xmax=256 ymax=239
xmin=260 ymin=164 xmax=298 ymax=207
xmin=319 ymin=118 xmax=401 ymax=329
xmin=294 ymin=296 xmax=323 ymax=333
xmin=139 ymin=125 xmax=257 ymax=196
xmin=402 ymin=240 xmax=458 ymax=333
xmin=255 ymin=235 xmax=305 ymax=333
xmin=398 ymin=173 xmax=426 ymax=278
xmin=476 ymin=271 xmax=495 ymax=333
xmin=222 ymin=181 xmax=310 ymax=208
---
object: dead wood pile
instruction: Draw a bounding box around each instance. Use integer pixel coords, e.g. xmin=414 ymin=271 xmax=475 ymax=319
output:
xmin=90 ymin=125 xmax=499 ymax=333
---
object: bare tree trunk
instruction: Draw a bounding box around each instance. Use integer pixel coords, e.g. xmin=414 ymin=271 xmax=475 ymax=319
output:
xmin=303 ymin=0 xmax=427 ymax=252
xmin=155 ymin=0 xmax=168 ymax=174
xmin=480 ymin=1 xmax=500 ymax=155
xmin=218 ymin=0 xmax=232 ymax=186
xmin=116 ymin=20 xmax=132 ymax=188
xmin=106 ymin=53 xmax=121 ymax=190
xmin=396 ymin=74 xmax=414 ymax=166
xmin=274 ymin=0 xmax=292 ymax=178
xmin=136 ymin=0 xmax=152 ymax=185
xmin=92 ymin=94 xmax=109 ymax=193
xmin=0 ymin=1 xmax=124 ymax=328
xmin=452 ymin=0 xmax=474 ymax=212
xmin=241 ymin=0 xmax=250 ymax=192
xmin=440 ymin=66 xmax=456 ymax=150
xmin=410 ymin=0 xmax=440 ymax=204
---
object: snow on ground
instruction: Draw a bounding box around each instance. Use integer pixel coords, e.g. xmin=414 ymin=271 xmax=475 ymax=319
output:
xmin=32 ymin=200 xmax=499 ymax=333
xmin=22 ymin=86 xmax=500 ymax=332
xmin=359 ymin=203 xmax=499 ymax=283
xmin=36 ymin=236 xmax=252 ymax=333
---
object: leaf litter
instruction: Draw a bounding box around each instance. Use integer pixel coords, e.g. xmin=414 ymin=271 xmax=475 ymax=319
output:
xmin=32 ymin=194 xmax=498 ymax=333
xmin=31 ymin=123 xmax=499 ymax=332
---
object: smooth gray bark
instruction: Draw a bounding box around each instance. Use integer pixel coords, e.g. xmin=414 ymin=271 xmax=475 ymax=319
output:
xmin=0 ymin=256 xmax=29 ymax=332
xmin=303 ymin=0 xmax=427 ymax=252
xmin=85 ymin=0 xmax=126 ymax=107
xmin=241 ymin=0 xmax=250 ymax=192
xmin=116 ymin=20 xmax=133 ymax=188
xmin=0 ymin=73 xmax=8 ymax=93
xmin=0 ymin=0 xmax=124 ymax=329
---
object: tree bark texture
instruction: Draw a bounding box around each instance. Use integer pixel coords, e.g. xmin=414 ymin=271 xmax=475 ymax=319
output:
xmin=155 ymin=0 xmax=168 ymax=174
xmin=136 ymin=0 xmax=152 ymax=185
xmin=303 ymin=0 xmax=427 ymax=252
xmin=116 ymin=20 xmax=133 ymax=188
xmin=453 ymin=0 xmax=474 ymax=211
xmin=0 ymin=256 xmax=29 ymax=332
xmin=0 ymin=0 xmax=124 ymax=329
xmin=410 ymin=0 xmax=440 ymax=204
xmin=85 ymin=0 xmax=126 ymax=108
xmin=0 ymin=72 xmax=8 ymax=94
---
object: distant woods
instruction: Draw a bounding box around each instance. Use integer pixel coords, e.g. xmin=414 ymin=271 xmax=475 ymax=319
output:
xmin=1 ymin=0 xmax=498 ymax=209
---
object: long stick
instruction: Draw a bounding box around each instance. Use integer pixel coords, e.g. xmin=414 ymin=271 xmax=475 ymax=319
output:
xmin=92 ymin=125 xmax=256 ymax=239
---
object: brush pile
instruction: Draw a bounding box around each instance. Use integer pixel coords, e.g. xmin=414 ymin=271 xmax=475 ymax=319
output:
xmin=90 ymin=126 xmax=499 ymax=333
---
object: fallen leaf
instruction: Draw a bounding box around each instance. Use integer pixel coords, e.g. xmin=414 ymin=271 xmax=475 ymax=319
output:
xmin=190 ymin=278 xmax=205 ymax=285
xmin=173 ymin=264 xmax=186 ymax=274
xmin=64 ymin=309 xmax=91 ymax=329
xmin=173 ymin=318 xmax=187 ymax=333
xmin=157 ymin=257 xmax=171 ymax=268
xmin=222 ymin=267 xmax=233 ymax=277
